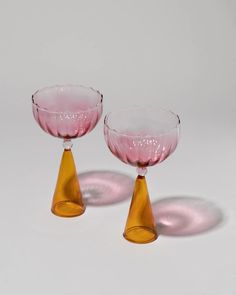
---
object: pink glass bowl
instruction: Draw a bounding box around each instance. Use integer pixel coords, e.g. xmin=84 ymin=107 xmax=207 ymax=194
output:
xmin=32 ymin=85 xmax=103 ymax=139
xmin=104 ymin=106 xmax=180 ymax=168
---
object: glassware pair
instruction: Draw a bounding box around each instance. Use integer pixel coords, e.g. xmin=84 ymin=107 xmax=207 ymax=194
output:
xmin=32 ymin=85 xmax=180 ymax=244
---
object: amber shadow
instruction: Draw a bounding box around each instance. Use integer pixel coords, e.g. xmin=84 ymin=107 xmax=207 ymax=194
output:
xmin=78 ymin=170 xmax=134 ymax=206
xmin=152 ymin=196 xmax=225 ymax=237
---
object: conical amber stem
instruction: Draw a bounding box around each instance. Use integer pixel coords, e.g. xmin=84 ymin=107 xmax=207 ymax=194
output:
xmin=51 ymin=149 xmax=85 ymax=217
xmin=123 ymin=175 xmax=158 ymax=243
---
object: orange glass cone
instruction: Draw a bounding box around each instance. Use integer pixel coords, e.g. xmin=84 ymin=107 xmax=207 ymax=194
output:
xmin=123 ymin=175 xmax=158 ymax=243
xmin=51 ymin=149 xmax=85 ymax=217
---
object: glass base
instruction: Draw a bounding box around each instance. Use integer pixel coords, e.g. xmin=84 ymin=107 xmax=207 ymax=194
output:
xmin=52 ymin=201 xmax=85 ymax=218
xmin=123 ymin=226 xmax=158 ymax=244
xmin=123 ymin=175 xmax=158 ymax=244
xmin=51 ymin=149 xmax=85 ymax=218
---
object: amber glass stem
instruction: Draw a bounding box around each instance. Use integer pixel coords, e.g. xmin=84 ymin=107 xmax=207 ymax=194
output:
xmin=123 ymin=167 xmax=158 ymax=243
xmin=51 ymin=139 xmax=85 ymax=217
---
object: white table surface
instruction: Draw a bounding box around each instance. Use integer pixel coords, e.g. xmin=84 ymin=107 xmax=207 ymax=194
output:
xmin=0 ymin=1 xmax=235 ymax=294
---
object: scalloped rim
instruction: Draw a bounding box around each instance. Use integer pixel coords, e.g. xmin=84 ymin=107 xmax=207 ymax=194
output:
xmin=32 ymin=84 xmax=103 ymax=114
xmin=104 ymin=105 xmax=180 ymax=138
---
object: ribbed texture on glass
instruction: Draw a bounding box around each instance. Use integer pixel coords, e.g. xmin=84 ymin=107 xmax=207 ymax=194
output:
xmin=33 ymin=104 xmax=102 ymax=138
xmin=104 ymin=126 xmax=179 ymax=167
xmin=32 ymin=85 xmax=103 ymax=139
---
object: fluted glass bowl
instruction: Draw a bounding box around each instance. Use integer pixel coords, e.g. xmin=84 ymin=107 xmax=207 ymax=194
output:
xmin=32 ymin=85 xmax=103 ymax=139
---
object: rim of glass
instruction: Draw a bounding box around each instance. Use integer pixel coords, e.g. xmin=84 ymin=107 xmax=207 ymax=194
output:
xmin=32 ymin=84 xmax=103 ymax=114
xmin=104 ymin=105 xmax=180 ymax=137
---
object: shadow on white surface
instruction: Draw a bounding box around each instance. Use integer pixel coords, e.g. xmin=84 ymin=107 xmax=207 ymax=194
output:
xmin=152 ymin=196 xmax=224 ymax=236
xmin=79 ymin=170 xmax=134 ymax=206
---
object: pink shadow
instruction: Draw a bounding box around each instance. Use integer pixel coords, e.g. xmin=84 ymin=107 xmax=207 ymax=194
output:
xmin=78 ymin=170 xmax=134 ymax=206
xmin=152 ymin=196 xmax=224 ymax=236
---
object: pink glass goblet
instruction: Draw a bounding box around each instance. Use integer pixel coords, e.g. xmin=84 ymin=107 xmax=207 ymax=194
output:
xmin=104 ymin=106 xmax=180 ymax=243
xmin=32 ymin=85 xmax=103 ymax=217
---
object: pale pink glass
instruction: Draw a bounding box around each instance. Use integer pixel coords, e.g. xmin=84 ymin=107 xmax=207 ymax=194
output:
xmin=32 ymin=85 xmax=103 ymax=139
xmin=104 ymin=106 xmax=180 ymax=244
xmin=32 ymin=84 xmax=103 ymax=218
xmin=104 ymin=106 xmax=180 ymax=168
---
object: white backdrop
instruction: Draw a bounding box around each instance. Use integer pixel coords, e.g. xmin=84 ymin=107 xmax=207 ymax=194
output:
xmin=0 ymin=1 xmax=235 ymax=294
